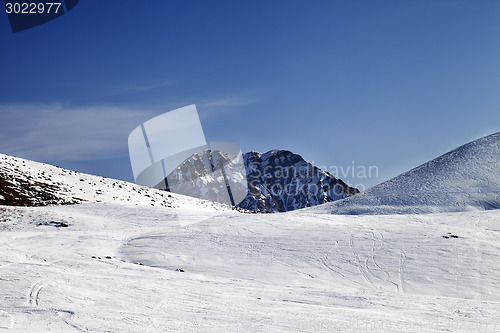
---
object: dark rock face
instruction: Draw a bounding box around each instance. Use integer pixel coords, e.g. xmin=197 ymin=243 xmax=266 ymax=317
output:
xmin=0 ymin=155 xmax=81 ymax=206
xmin=164 ymin=149 xmax=359 ymax=213
xmin=237 ymin=150 xmax=359 ymax=212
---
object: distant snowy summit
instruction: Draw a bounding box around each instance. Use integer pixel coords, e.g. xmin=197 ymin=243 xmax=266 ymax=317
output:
xmin=137 ymin=148 xmax=359 ymax=212
xmin=238 ymin=150 xmax=359 ymax=212
xmin=309 ymin=132 xmax=500 ymax=215
xmin=164 ymin=149 xmax=359 ymax=212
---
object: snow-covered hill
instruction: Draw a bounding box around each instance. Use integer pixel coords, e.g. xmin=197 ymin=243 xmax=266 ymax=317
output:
xmin=0 ymin=147 xmax=499 ymax=332
xmin=0 ymin=153 xmax=235 ymax=212
xmin=238 ymin=150 xmax=359 ymax=212
xmin=309 ymin=132 xmax=500 ymax=215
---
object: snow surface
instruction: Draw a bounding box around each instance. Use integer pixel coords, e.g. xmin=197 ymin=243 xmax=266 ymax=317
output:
xmin=0 ymin=198 xmax=500 ymax=332
xmin=309 ymin=132 xmax=500 ymax=215
xmin=0 ymin=203 xmax=499 ymax=332
xmin=1 ymin=133 xmax=500 ymax=332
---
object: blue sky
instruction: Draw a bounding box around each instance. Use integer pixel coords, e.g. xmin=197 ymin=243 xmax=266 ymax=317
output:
xmin=1 ymin=0 xmax=499 ymax=190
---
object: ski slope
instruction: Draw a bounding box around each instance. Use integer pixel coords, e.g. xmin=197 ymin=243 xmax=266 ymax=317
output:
xmin=1 ymin=132 xmax=500 ymax=332
xmin=310 ymin=132 xmax=500 ymax=215
xmin=0 ymin=203 xmax=499 ymax=332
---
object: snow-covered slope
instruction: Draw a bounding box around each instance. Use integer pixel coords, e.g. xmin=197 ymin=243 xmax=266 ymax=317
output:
xmin=0 ymin=153 xmax=235 ymax=212
xmin=238 ymin=150 xmax=359 ymax=212
xmin=310 ymin=132 xmax=500 ymax=215
xmin=0 ymin=149 xmax=499 ymax=332
xmin=0 ymin=203 xmax=498 ymax=332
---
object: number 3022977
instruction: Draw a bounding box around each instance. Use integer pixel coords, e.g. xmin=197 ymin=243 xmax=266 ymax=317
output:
xmin=5 ymin=2 xmax=62 ymax=14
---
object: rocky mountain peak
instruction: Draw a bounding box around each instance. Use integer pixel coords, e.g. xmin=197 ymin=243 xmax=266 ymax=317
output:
xmin=238 ymin=150 xmax=359 ymax=212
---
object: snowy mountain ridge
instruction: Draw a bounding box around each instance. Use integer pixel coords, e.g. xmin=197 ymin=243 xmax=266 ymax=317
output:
xmin=157 ymin=149 xmax=359 ymax=212
xmin=308 ymin=132 xmax=500 ymax=215
xmin=2 ymin=132 xmax=499 ymax=216
xmin=238 ymin=150 xmax=359 ymax=212
xmin=0 ymin=153 xmax=235 ymax=212
xmin=0 ymin=147 xmax=358 ymax=214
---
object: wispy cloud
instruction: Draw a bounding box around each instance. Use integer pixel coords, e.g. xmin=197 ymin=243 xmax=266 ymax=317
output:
xmin=0 ymin=94 xmax=262 ymax=163
xmin=109 ymin=79 xmax=175 ymax=94
xmin=0 ymin=102 xmax=157 ymax=162
xmin=197 ymin=94 xmax=261 ymax=119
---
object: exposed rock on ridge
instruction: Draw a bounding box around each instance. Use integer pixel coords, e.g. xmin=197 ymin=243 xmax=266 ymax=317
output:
xmin=238 ymin=150 xmax=359 ymax=212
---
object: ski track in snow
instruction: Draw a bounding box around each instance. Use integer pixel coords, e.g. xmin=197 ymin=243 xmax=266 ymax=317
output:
xmin=349 ymin=230 xmax=376 ymax=289
xmin=399 ymin=250 xmax=407 ymax=294
xmin=54 ymin=310 xmax=88 ymax=333
xmin=9 ymin=279 xmax=89 ymax=332
xmin=27 ymin=280 xmax=45 ymax=306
